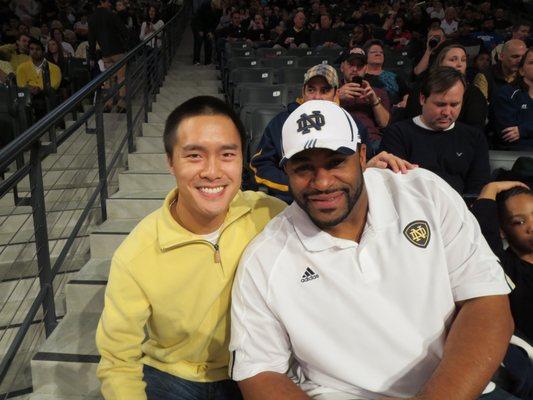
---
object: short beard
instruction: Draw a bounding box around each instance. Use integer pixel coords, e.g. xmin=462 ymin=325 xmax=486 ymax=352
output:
xmin=291 ymin=168 xmax=365 ymax=230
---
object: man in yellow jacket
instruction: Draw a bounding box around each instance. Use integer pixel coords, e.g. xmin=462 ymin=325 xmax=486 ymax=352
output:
xmin=0 ymin=32 xmax=30 ymax=70
xmin=95 ymin=96 xmax=286 ymax=399
xmin=16 ymin=38 xmax=61 ymax=92
xmin=16 ymin=38 xmax=61 ymax=120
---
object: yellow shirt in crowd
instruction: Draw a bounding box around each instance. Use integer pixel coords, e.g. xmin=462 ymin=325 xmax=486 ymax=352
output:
xmin=16 ymin=59 xmax=61 ymax=90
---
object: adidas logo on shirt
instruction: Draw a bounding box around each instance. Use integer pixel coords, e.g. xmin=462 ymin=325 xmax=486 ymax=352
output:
xmin=301 ymin=267 xmax=319 ymax=283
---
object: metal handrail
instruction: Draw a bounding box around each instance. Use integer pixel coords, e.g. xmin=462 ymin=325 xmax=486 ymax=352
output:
xmin=0 ymin=0 xmax=191 ymax=389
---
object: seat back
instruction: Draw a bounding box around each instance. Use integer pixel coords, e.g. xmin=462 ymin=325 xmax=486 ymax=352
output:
xmin=275 ymin=67 xmax=307 ymax=84
xmin=256 ymin=47 xmax=286 ymax=58
xmin=237 ymin=84 xmax=287 ymax=110
xmin=260 ymin=56 xmax=299 ymax=68
xmin=297 ymin=55 xmax=331 ymax=68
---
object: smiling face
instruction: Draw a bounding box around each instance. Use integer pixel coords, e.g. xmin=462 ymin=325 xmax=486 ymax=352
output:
xmin=167 ymin=114 xmax=243 ymax=234
xmin=420 ymin=79 xmax=465 ymax=130
xmin=285 ymin=148 xmax=366 ymax=230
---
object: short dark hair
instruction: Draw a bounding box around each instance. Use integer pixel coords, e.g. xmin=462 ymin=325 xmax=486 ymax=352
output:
xmin=28 ymin=38 xmax=44 ymax=51
xmin=420 ymin=66 xmax=466 ymax=98
xmin=496 ymin=186 xmax=533 ymax=222
xmin=163 ymin=96 xmax=246 ymax=158
xmin=362 ymin=39 xmax=384 ymax=58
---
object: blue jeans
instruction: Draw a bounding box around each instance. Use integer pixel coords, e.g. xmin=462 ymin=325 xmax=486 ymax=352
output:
xmin=143 ymin=364 xmax=243 ymax=400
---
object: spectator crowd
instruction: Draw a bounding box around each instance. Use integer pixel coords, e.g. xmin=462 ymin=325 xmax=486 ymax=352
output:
xmin=0 ymin=0 xmax=173 ymax=134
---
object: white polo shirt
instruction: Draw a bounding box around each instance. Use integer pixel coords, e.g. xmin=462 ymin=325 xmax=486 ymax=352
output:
xmin=229 ymin=168 xmax=510 ymax=399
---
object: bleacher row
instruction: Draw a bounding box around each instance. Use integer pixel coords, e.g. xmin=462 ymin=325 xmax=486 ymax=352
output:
xmin=221 ymin=41 xmax=411 ymax=162
xmin=219 ymin=40 xmax=525 ymax=179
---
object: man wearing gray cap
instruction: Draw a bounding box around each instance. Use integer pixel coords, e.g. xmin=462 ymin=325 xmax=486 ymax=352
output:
xmin=230 ymin=100 xmax=516 ymax=400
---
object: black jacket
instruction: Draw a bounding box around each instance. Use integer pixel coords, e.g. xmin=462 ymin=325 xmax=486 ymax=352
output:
xmin=381 ymin=119 xmax=490 ymax=195
xmin=88 ymin=7 xmax=129 ymax=58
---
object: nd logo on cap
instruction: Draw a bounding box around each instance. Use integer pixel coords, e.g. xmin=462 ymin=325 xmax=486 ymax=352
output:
xmin=280 ymin=100 xmax=361 ymax=166
xmin=297 ymin=111 xmax=326 ymax=134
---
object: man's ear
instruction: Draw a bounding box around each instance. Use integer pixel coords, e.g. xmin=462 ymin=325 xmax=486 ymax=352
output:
xmin=499 ymin=227 xmax=506 ymax=240
xmin=419 ymin=93 xmax=426 ymax=107
xmin=167 ymin=155 xmax=175 ymax=175
xmin=359 ymin=144 xmax=367 ymax=171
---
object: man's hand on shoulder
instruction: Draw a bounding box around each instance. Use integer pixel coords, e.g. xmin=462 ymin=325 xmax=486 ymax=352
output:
xmin=367 ymin=151 xmax=418 ymax=174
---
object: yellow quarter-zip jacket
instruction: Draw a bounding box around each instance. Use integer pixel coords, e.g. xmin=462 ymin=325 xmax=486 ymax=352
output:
xmin=96 ymin=188 xmax=286 ymax=399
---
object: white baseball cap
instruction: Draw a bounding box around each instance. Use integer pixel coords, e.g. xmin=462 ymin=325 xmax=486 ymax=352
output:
xmin=280 ymin=100 xmax=361 ymax=166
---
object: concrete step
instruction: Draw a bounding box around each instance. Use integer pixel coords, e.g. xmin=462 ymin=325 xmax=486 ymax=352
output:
xmin=0 ymin=324 xmax=44 ymax=396
xmin=65 ymin=259 xmax=110 ymax=314
xmin=0 ymin=238 xmax=90 ymax=281
xmin=135 ymin=136 xmax=164 ymax=153
xmin=165 ymin=69 xmax=218 ymax=80
xmin=0 ymin=275 xmax=69 ymax=327
xmin=0 ymin=208 xmax=99 ymax=244
xmin=29 ymin=393 xmax=102 ymax=399
xmin=30 ymin=312 xmax=101 ymax=397
xmin=147 ymin=111 xmax=165 ymax=124
xmin=89 ymin=219 xmax=138 ymax=259
xmin=0 ymin=185 xmax=114 ymax=211
xmin=158 ymin=87 xmax=223 ymax=101
xmin=106 ymin=190 xmax=165 ymax=219
xmin=142 ymin=122 xmax=164 ymax=137
xmin=9 ymin=168 xmax=99 ymax=192
xmin=118 ymin=170 xmax=174 ymax=192
xmin=128 ymin=153 xmax=167 ymax=172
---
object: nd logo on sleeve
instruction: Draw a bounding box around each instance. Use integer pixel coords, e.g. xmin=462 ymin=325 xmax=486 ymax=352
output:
xmin=403 ymin=220 xmax=431 ymax=248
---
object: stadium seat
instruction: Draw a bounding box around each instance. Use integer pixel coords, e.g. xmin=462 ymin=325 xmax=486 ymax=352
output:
xmin=67 ymin=58 xmax=91 ymax=93
xmin=229 ymin=67 xmax=275 ymax=104
xmin=275 ymin=67 xmax=308 ymax=84
xmin=297 ymin=55 xmax=331 ymax=68
xmin=224 ymin=41 xmax=251 ymax=52
xmin=260 ymin=56 xmax=299 ymax=68
xmin=315 ymin=47 xmax=345 ymax=60
xmin=249 ymin=106 xmax=287 ymax=159
xmin=489 ymin=150 xmax=525 ymax=173
xmin=227 ymin=47 xmax=255 ymax=58
xmin=286 ymin=48 xmax=315 ymax=57
xmin=285 ymin=83 xmax=302 ymax=103
xmin=235 ymin=84 xmax=287 ymax=111
xmin=256 ymin=47 xmax=286 ymax=58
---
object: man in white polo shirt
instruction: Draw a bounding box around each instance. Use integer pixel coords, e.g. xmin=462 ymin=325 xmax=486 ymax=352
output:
xmin=229 ymin=100 xmax=516 ymax=400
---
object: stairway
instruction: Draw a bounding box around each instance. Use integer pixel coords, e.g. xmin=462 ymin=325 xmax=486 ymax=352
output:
xmin=23 ymin=29 xmax=224 ymax=399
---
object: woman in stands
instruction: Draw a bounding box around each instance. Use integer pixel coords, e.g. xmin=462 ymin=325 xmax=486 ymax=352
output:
xmin=404 ymin=44 xmax=487 ymax=130
xmin=51 ymin=28 xmax=74 ymax=57
xmin=363 ymin=39 xmax=410 ymax=105
xmin=45 ymin=38 xmax=69 ymax=100
xmin=490 ymin=48 xmax=533 ymax=150
xmin=473 ymin=180 xmax=533 ymax=345
xmin=139 ymin=5 xmax=164 ymax=48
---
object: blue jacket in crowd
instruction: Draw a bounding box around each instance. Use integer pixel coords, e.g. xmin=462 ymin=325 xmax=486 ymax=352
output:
xmin=491 ymin=85 xmax=533 ymax=150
